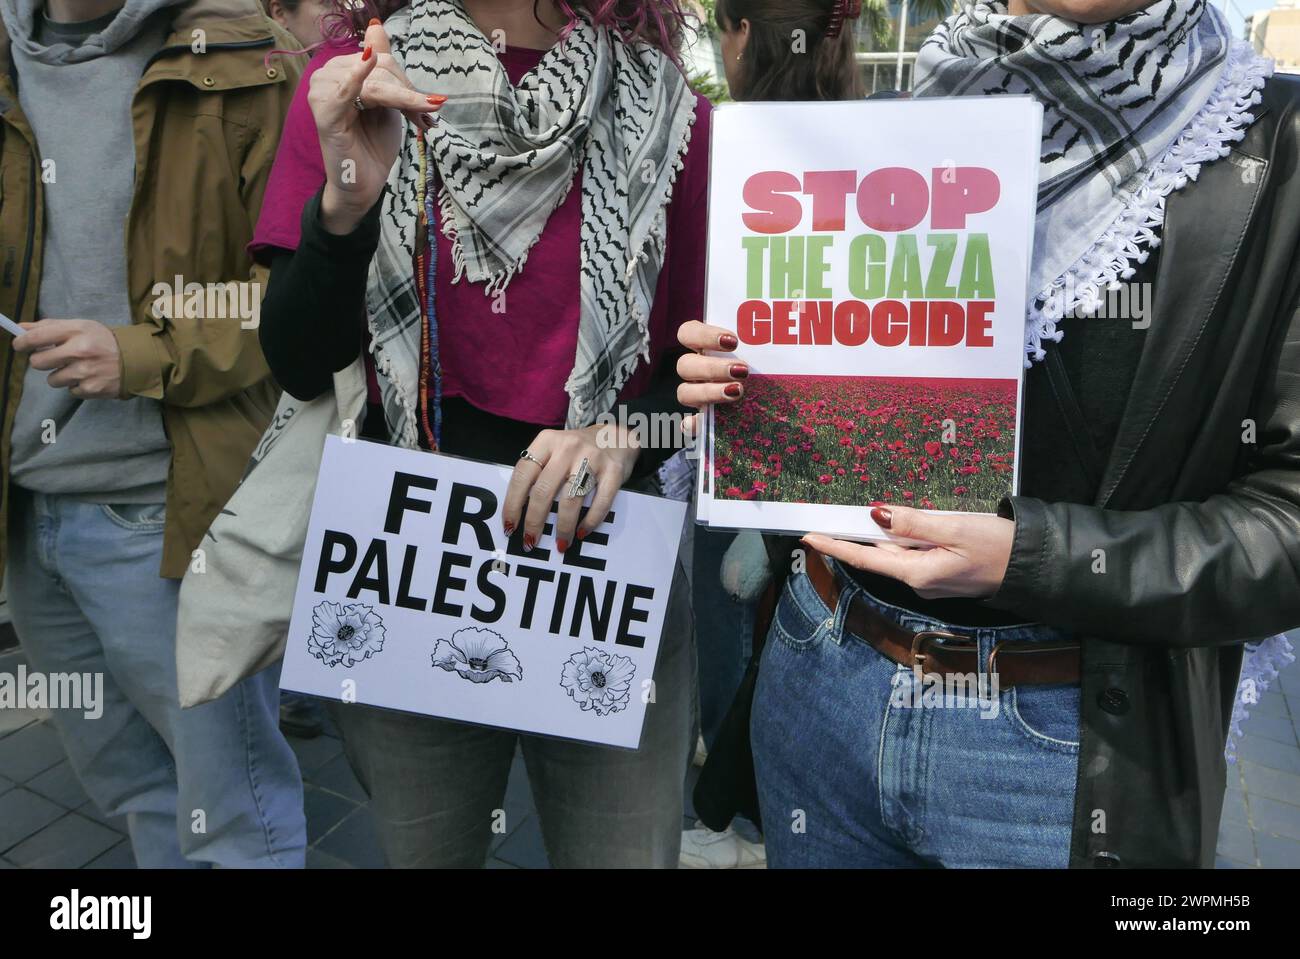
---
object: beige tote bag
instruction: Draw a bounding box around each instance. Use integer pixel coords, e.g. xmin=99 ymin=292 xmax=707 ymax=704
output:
xmin=176 ymin=360 xmax=367 ymax=708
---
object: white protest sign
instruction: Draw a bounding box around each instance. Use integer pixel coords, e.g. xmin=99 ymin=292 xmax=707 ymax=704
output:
xmin=701 ymin=97 xmax=1042 ymax=541
xmin=282 ymin=437 xmax=687 ymax=749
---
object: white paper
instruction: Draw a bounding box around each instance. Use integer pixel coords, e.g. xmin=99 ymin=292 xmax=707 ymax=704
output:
xmin=282 ymin=437 xmax=687 ymax=749
xmin=700 ymin=97 xmax=1042 ymax=540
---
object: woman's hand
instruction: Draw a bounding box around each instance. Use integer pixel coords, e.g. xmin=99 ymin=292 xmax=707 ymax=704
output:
xmin=675 ymin=320 xmax=749 ymax=434
xmin=803 ymin=505 xmax=1014 ymax=600
xmin=502 ymin=424 xmax=642 ymax=553
xmin=308 ymin=19 xmax=446 ymax=234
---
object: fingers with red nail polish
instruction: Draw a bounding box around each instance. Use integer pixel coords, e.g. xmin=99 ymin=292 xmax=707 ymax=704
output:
xmin=673 ymin=321 xmax=751 ymax=411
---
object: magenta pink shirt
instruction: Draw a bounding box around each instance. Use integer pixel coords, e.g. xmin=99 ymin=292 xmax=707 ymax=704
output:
xmin=252 ymin=40 xmax=711 ymax=426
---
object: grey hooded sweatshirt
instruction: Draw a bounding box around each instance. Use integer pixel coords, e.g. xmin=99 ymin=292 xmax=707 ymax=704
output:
xmin=2 ymin=0 xmax=190 ymax=503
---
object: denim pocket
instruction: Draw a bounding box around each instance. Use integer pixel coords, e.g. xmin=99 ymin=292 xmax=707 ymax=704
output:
xmin=768 ymin=573 xmax=836 ymax=652
xmin=1004 ymin=683 xmax=1081 ymax=752
xmin=99 ymin=502 xmax=167 ymax=532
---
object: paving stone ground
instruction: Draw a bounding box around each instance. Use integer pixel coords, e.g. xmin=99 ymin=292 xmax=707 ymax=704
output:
xmin=1 ymin=639 xmax=1297 ymax=869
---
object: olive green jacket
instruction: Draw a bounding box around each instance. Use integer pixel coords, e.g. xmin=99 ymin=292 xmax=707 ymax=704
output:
xmin=0 ymin=0 xmax=302 ymax=578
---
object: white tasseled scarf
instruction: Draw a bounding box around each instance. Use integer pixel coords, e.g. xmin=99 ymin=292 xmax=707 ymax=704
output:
xmin=915 ymin=0 xmax=1273 ymax=366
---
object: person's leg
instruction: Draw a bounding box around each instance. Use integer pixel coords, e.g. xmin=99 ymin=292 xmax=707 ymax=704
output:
xmin=751 ymin=569 xmax=927 ymax=868
xmin=523 ymin=562 xmax=697 ymax=868
xmin=49 ymin=497 xmax=304 ymax=867
xmin=7 ymin=491 xmax=192 ymax=867
xmin=692 ymin=529 xmax=755 ymax=751
xmin=905 ymin=627 xmax=1079 ymax=869
xmin=330 ymin=702 xmax=517 ymax=867
xmin=166 ymin=660 xmax=307 ymax=868
xmin=779 ymin=565 xmax=1078 ymax=869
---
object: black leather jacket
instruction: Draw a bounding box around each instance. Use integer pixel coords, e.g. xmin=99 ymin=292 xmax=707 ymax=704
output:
xmin=987 ymin=74 xmax=1300 ymax=867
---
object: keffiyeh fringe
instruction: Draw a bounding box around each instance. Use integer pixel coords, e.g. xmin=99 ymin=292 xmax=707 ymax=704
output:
xmin=1227 ymin=635 xmax=1296 ymax=763
xmin=563 ymin=112 xmax=696 ymax=428
xmin=1027 ymin=41 xmax=1273 ymax=366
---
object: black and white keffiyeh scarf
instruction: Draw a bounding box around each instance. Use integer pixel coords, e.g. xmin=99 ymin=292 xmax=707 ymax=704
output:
xmin=364 ymin=0 xmax=696 ymax=446
xmin=918 ymin=1 xmax=1292 ymax=752
xmin=914 ymin=0 xmax=1272 ymax=365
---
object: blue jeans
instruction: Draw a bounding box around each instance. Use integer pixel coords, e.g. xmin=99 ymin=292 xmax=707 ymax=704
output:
xmin=692 ymin=528 xmax=756 ymax=751
xmin=752 ymin=563 xmax=1080 ymax=868
xmin=6 ymin=489 xmax=306 ymax=868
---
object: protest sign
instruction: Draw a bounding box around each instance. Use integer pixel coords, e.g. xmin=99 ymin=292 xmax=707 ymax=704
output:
xmin=282 ymin=437 xmax=687 ymax=748
xmin=701 ymin=97 xmax=1042 ymax=541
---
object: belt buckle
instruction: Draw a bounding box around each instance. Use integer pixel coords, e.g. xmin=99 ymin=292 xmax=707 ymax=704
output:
xmin=909 ymin=629 xmax=971 ymax=669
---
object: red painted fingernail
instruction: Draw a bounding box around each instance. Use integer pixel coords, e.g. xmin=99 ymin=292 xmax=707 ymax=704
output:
xmin=718 ymin=334 xmax=738 ymax=351
xmin=576 ymin=529 xmax=587 ymax=541
xmin=522 ymin=533 xmax=536 ymax=551
xmin=556 ymin=539 xmax=569 ymax=553
xmin=871 ymin=507 xmax=892 ymax=529
xmin=724 ymin=383 xmax=742 ymax=398
xmin=368 ymin=17 xmax=381 ymax=25
xmin=427 ymin=94 xmax=447 ymax=105
xmin=503 ymin=520 xmax=515 ymax=535
xmin=729 ymin=364 xmax=748 ymax=380
xmin=362 ymin=44 xmax=373 ymax=61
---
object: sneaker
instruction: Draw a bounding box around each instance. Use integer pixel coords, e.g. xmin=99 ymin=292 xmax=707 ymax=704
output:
xmin=679 ymin=822 xmax=766 ymax=869
xmin=693 ymin=734 xmax=708 ymax=767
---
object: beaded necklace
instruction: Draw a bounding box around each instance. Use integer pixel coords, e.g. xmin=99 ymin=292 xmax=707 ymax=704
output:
xmin=414 ymin=134 xmax=443 ymax=451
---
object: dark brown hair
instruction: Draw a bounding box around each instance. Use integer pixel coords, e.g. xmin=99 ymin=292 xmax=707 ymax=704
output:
xmin=716 ymin=0 xmax=862 ymax=101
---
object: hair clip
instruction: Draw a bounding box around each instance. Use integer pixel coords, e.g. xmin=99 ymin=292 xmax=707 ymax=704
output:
xmin=825 ymin=0 xmax=862 ymax=40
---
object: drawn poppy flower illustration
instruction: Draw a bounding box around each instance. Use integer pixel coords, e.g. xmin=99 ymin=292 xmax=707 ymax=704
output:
xmin=560 ymin=647 xmax=636 ymax=716
xmin=432 ymin=627 xmax=523 ymax=684
xmin=309 ymin=601 xmax=387 ymax=667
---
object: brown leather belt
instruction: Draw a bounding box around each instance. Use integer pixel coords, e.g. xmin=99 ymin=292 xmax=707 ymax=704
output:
xmin=803 ymin=548 xmax=1080 ymax=688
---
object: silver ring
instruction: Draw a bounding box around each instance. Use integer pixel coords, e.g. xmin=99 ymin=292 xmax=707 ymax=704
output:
xmin=567 ymin=458 xmax=595 ymax=499
xmin=518 ymin=449 xmax=543 ymax=468
xmin=353 ymin=93 xmax=367 ymax=111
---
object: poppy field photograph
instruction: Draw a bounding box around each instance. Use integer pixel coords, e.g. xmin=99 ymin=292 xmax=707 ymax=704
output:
xmin=711 ymin=374 xmax=1019 ymax=514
